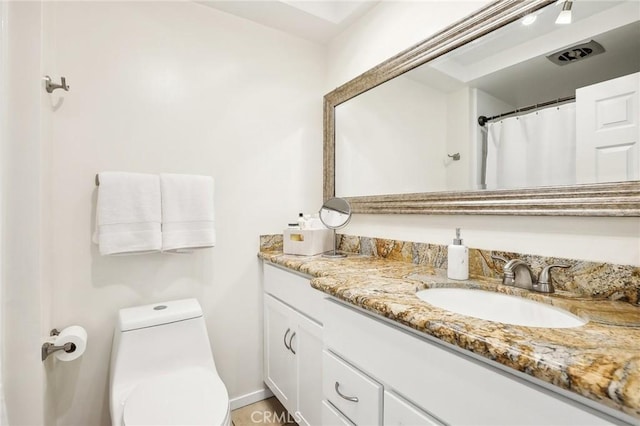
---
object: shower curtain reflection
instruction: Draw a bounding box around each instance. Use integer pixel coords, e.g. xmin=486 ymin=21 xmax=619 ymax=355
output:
xmin=485 ymin=103 xmax=576 ymax=189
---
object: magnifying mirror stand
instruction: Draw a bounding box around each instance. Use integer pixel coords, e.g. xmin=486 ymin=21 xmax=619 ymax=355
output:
xmin=323 ymin=229 xmax=345 ymax=258
xmin=319 ymin=197 xmax=352 ymax=259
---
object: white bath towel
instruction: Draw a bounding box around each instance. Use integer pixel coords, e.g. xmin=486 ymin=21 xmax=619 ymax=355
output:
xmin=160 ymin=174 xmax=215 ymax=252
xmin=94 ymin=172 xmax=162 ymax=255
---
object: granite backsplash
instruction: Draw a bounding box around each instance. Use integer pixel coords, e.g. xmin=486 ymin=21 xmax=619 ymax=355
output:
xmin=259 ymin=233 xmax=640 ymax=304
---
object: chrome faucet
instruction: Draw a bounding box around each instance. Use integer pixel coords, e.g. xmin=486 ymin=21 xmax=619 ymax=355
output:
xmin=502 ymin=259 xmax=536 ymax=289
xmin=492 ymin=254 xmax=570 ymax=293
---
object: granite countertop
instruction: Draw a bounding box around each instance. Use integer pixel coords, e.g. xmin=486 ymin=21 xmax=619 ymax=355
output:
xmin=259 ymin=249 xmax=640 ymax=421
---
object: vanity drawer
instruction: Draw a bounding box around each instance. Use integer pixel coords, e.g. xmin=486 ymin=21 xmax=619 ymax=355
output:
xmin=263 ymin=263 xmax=324 ymax=324
xmin=321 ymin=400 xmax=355 ymax=426
xmin=323 ymin=350 xmax=382 ymax=425
xmin=384 ymin=390 xmax=443 ymax=426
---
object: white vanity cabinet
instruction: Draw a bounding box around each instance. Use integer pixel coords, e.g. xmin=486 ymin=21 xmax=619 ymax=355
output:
xmin=324 ymin=298 xmax=624 ymax=426
xmin=263 ymin=263 xmax=324 ymax=426
xmin=263 ymin=263 xmax=631 ymax=425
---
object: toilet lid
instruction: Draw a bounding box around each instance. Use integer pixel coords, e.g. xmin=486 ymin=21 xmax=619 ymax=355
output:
xmin=123 ymin=368 xmax=229 ymax=426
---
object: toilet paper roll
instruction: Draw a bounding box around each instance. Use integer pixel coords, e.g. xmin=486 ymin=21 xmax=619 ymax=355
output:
xmin=54 ymin=325 xmax=88 ymax=361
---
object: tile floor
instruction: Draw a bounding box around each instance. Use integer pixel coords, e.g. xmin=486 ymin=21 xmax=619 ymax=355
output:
xmin=231 ymin=397 xmax=297 ymax=426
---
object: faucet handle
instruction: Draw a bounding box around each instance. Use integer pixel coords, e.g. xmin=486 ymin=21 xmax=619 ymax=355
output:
xmin=491 ymin=254 xmax=509 ymax=267
xmin=491 ymin=254 xmax=514 ymax=285
xmin=534 ymin=264 xmax=571 ymax=293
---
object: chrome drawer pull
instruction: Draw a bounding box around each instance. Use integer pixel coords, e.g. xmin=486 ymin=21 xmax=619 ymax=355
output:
xmin=335 ymin=381 xmax=359 ymax=403
xmin=289 ymin=331 xmax=297 ymax=355
xmin=283 ymin=328 xmax=291 ymax=350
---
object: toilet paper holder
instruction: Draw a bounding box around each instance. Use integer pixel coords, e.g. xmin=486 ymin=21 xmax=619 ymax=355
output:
xmin=41 ymin=328 xmax=77 ymax=362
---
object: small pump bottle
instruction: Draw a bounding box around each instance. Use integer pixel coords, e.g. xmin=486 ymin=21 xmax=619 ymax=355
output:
xmin=447 ymin=228 xmax=469 ymax=280
xmin=298 ymin=213 xmax=307 ymax=229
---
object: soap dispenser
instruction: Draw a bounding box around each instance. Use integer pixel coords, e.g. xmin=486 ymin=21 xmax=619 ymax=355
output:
xmin=447 ymin=228 xmax=469 ymax=280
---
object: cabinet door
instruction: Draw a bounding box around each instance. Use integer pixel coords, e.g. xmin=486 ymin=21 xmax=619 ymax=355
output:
xmin=384 ymin=391 xmax=443 ymax=426
xmin=295 ymin=313 xmax=323 ymax=426
xmin=264 ymin=295 xmax=297 ymax=414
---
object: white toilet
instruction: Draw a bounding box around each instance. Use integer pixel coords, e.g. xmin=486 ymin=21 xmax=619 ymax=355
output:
xmin=109 ymin=298 xmax=230 ymax=426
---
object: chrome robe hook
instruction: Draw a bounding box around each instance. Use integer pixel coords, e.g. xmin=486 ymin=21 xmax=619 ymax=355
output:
xmin=44 ymin=75 xmax=70 ymax=93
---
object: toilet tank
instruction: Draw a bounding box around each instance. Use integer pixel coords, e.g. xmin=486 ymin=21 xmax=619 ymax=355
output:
xmin=110 ymin=299 xmax=218 ymax=394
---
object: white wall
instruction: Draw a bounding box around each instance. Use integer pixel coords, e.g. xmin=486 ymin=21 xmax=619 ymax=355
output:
xmin=445 ymin=87 xmax=472 ymax=190
xmin=335 ymin=74 xmax=447 ymax=196
xmin=0 ymin=4 xmax=5 ymax=423
xmin=1 ymin=2 xmax=52 ymax=425
xmin=43 ymin=2 xmax=324 ymax=425
xmin=327 ymin=1 xmax=493 ymax=87
xmin=327 ymin=0 xmax=640 ymax=266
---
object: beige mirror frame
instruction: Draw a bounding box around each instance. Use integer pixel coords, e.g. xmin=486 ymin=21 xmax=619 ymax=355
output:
xmin=323 ymin=0 xmax=640 ymax=216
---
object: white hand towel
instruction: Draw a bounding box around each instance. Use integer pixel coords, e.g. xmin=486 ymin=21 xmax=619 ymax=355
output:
xmin=160 ymin=174 xmax=215 ymax=252
xmin=95 ymin=172 xmax=162 ymax=255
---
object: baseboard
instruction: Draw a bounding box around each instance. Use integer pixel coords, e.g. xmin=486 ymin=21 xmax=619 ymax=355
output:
xmin=229 ymin=387 xmax=275 ymax=410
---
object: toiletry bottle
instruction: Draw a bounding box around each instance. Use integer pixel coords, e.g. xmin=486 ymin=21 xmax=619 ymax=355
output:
xmin=307 ymin=213 xmax=322 ymax=229
xmin=298 ymin=213 xmax=307 ymax=229
xmin=447 ymin=228 xmax=469 ymax=280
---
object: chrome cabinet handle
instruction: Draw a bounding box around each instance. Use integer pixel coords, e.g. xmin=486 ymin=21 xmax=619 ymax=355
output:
xmin=283 ymin=328 xmax=291 ymax=350
xmin=289 ymin=331 xmax=297 ymax=355
xmin=335 ymin=381 xmax=359 ymax=403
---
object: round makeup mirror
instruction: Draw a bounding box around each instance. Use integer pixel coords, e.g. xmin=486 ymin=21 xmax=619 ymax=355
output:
xmin=319 ymin=197 xmax=352 ymax=258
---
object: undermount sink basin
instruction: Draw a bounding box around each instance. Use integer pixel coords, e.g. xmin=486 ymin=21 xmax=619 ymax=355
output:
xmin=416 ymin=288 xmax=587 ymax=328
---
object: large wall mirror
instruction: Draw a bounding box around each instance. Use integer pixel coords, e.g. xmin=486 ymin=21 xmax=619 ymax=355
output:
xmin=324 ymin=0 xmax=640 ymax=215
